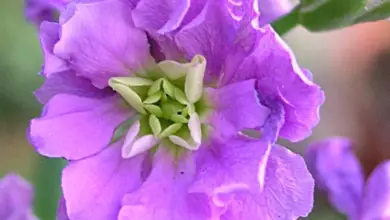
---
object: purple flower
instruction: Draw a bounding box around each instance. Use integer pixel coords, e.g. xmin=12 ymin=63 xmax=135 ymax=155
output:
xmin=0 ymin=174 xmax=38 ymax=220
xmin=28 ymin=0 xmax=323 ymax=219
xmin=306 ymin=137 xmax=390 ymax=220
xmin=57 ymin=197 xmax=70 ymax=220
xmin=256 ymin=0 xmax=299 ymax=26
xmin=223 ymin=0 xmax=299 ymax=27
xmin=25 ymin=0 xmax=69 ymax=26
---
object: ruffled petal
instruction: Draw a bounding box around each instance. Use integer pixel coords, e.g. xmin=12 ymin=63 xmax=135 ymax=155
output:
xmin=0 ymin=174 xmax=37 ymax=220
xmin=207 ymin=79 xmax=270 ymax=140
xmin=119 ymin=147 xmax=211 ymax=220
xmin=54 ymin=0 xmax=154 ymax=88
xmin=62 ymin=143 xmax=145 ymax=220
xmin=190 ymin=135 xmax=269 ymax=197
xmin=34 ymin=71 xmax=111 ymax=104
xmin=256 ymin=0 xmax=298 ymax=26
xmin=175 ymin=0 xmax=239 ymax=83
xmin=221 ymin=25 xmax=324 ymax=142
xmin=25 ymin=0 xmax=68 ymax=26
xmin=361 ymin=161 xmax=390 ymax=219
xmin=57 ymin=197 xmax=70 ymax=220
xmin=29 ymin=93 xmax=132 ymax=160
xmin=305 ymin=137 xmax=364 ymax=219
xmin=39 ymin=22 xmax=68 ymax=76
xmin=221 ymin=145 xmax=314 ymax=219
xmin=132 ymin=0 xmax=207 ymax=61
xmin=132 ymin=0 xmax=191 ymax=34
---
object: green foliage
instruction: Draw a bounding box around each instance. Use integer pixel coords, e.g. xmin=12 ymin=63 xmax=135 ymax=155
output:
xmin=300 ymin=0 xmax=366 ymax=31
xmin=33 ymin=157 xmax=66 ymax=220
xmin=273 ymin=0 xmax=390 ymax=34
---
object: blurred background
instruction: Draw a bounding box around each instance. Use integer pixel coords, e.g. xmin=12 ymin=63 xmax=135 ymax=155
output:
xmin=1 ymin=1 xmax=390 ymax=219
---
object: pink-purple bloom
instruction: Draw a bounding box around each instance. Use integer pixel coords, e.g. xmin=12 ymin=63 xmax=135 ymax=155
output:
xmin=28 ymin=0 xmax=323 ymax=219
xmin=256 ymin=0 xmax=299 ymax=26
xmin=306 ymin=137 xmax=390 ymax=220
xmin=0 ymin=174 xmax=38 ymax=220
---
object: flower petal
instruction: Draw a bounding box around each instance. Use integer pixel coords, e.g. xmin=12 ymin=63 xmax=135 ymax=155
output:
xmin=256 ymin=0 xmax=298 ymax=26
xmin=25 ymin=0 xmax=68 ymax=26
xmin=0 ymin=174 xmax=37 ymax=220
xmin=361 ymin=161 xmax=390 ymax=219
xmin=132 ymin=0 xmax=191 ymax=33
xmin=119 ymin=147 xmax=212 ymax=220
xmin=54 ymin=0 xmax=154 ymax=88
xmin=29 ymin=94 xmax=132 ymax=160
xmin=175 ymin=0 xmax=239 ymax=83
xmin=34 ymin=70 xmax=111 ymax=104
xmin=62 ymin=143 xmax=145 ymax=220
xmin=57 ymin=197 xmax=70 ymax=220
xmin=221 ymin=25 xmax=324 ymax=142
xmin=305 ymin=137 xmax=364 ymax=219
xmin=221 ymin=145 xmax=314 ymax=219
xmin=207 ymin=79 xmax=270 ymax=140
xmin=123 ymin=134 xmax=158 ymax=159
xmin=190 ymin=135 xmax=269 ymax=196
xmin=39 ymin=21 xmax=68 ymax=76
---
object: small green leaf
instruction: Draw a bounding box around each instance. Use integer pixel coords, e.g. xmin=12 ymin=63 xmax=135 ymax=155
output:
xmin=171 ymin=114 xmax=189 ymax=123
xmin=174 ymin=88 xmax=188 ymax=105
xmin=144 ymin=104 xmax=163 ymax=117
xmin=149 ymin=114 xmax=162 ymax=136
xmin=111 ymin=76 xmax=153 ymax=87
xmin=159 ymin=123 xmax=183 ymax=138
xmin=109 ymin=79 xmax=146 ymax=114
xmin=162 ymin=79 xmax=175 ymax=97
xmin=148 ymin=78 xmax=163 ymax=96
xmin=144 ymin=91 xmax=162 ymax=104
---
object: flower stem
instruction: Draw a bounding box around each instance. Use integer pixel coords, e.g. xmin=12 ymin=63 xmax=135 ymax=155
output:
xmin=33 ymin=156 xmax=66 ymax=220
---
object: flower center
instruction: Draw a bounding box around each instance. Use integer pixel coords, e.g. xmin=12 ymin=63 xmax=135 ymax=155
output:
xmin=109 ymin=55 xmax=211 ymax=158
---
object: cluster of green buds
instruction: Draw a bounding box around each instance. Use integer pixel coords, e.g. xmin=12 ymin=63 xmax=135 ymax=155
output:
xmin=109 ymin=55 xmax=211 ymax=158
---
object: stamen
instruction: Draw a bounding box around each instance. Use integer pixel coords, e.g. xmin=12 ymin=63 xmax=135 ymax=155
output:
xmin=111 ymin=76 xmax=153 ymax=86
xmin=144 ymin=104 xmax=163 ymax=117
xmin=159 ymin=123 xmax=183 ymax=138
xmin=168 ymin=135 xmax=200 ymax=151
xmin=148 ymin=78 xmax=163 ymax=96
xmin=173 ymin=88 xmax=188 ymax=105
xmin=143 ymin=91 xmax=163 ymax=104
xmin=110 ymin=55 xmax=211 ymax=155
xmin=162 ymin=78 xmax=175 ymax=97
xmin=171 ymin=114 xmax=188 ymax=123
xmin=121 ymin=121 xmax=141 ymax=158
xmin=149 ymin=115 xmax=162 ymax=136
xmin=185 ymin=55 xmax=206 ymax=103
xmin=158 ymin=60 xmax=190 ymax=80
xmin=188 ymin=113 xmax=202 ymax=144
xmin=109 ymin=80 xmax=146 ymax=114
xmin=122 ymin=135 xmax=158 ymax=158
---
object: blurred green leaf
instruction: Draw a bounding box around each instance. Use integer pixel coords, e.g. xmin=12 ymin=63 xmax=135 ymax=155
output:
xmin=353 ymin=1 xmax=390 ymax=23
xmin=299 ymin=0 xmax=366 ymax=31
xmin=272 ymin=0 xmax=390 ymax=34
xmin=34 ymin=157 xmax=66 ymax=220
xmin=272 ymin=9 xmax=299 ymax=36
